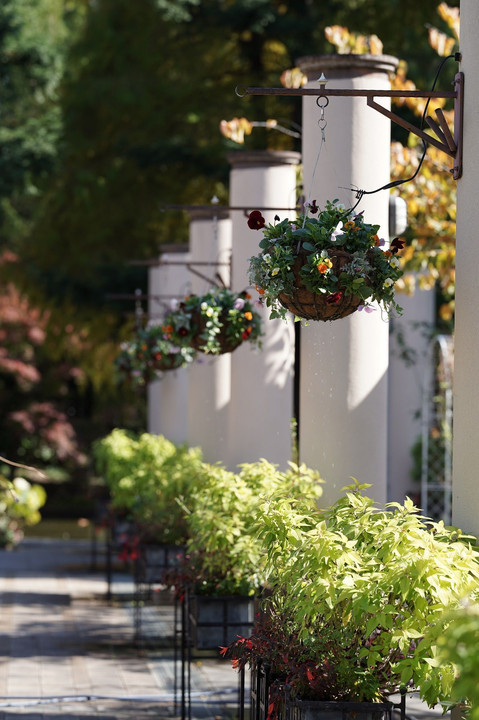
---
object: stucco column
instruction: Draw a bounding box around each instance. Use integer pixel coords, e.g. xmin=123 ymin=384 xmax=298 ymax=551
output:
xmin=186 ymin=210 xmax=233 ymax=465
xmin=228 ymin=151 xmax=299 ymax=469
xmin=297 ymin=54 xmax=398 ymax=506
xmin=452 ymin=2 xmax=479 ymax=535
xmin=148 ymin=245 xmax=191 ymax=444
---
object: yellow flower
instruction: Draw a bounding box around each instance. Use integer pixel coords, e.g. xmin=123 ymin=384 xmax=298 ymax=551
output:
xmin=244 ymin=311 xmax=253 ymax=321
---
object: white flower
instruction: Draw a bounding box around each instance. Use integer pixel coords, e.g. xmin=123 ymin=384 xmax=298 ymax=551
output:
xmin=205 ymin=307 xmax=215 ymax=317
xmin=263 ymin=253 xmax=272 ymax=263
xmin=330 ymin=222 xmax=343 ymax=242
xmin=170 ymin=298 xmax=179 ymax=311
xmin=201 ymin=302 xmax=208 ymax=311
xmin=390 ymin=256 xmax=401 ymax=268
xmin=384 ymin=278 xmax=394 ymax=287
xmin=271 ymin=267 xmax=280 ymax=276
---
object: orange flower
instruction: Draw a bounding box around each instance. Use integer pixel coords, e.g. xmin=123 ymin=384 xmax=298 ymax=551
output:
xmin=372 ymin=234 xmax=380 ymax=245
xmin=244 ymin=292 xmax=251 ymax=299
xmin=317 ymin=263 xmax=329 ymax=274
xmin=255 ymin=284 xmax=265 ymax=295
xmin=344 ymin=220 xmax=355 ymax=230
xmin=164 ymin=324 xmax=174 ymax=333
xmin=384 ymin=250 xmax=392 ymax=259
xmin=244 ymin=311 xmax=253 ymax=321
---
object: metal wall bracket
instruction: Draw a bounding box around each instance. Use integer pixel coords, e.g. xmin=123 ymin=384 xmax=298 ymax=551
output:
xmin=236 ymin=71 xmax=464 ymax=179
xmin=129 ymin=258 xmax=232 ymax=290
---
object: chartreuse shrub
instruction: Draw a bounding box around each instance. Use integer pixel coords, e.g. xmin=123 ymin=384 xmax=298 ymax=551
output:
xmin=434 ymin=600 xmax=479 ymax=719
xmin=0 ymin=475 xmax=46 ymax=547
xmin=93 ymin=429 xmax=204 ymax=545
xmin=180 ymin=459 xmax=323 ymax=597
xmin=248 ymin=482 xmax=479 ymax=705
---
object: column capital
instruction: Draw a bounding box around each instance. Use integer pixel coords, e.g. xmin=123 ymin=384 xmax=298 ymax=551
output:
xmin=297 ymin=53 xmax=399 ymax=81
xmin=227 ymin=150 xmax=301 ymax=169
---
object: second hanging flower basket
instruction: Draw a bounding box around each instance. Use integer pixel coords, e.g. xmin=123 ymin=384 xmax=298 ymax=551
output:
xmin=247 ymin=201 xmax=404 ymax=322
xmin=162 ymin=288 xmax=263 ymax=355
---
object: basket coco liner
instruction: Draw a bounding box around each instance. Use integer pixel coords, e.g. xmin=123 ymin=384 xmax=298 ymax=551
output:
xmin=188 ymin=310 xmax=243 ymax=355
xmin=278 ymin=248 xmax=364 ymax=322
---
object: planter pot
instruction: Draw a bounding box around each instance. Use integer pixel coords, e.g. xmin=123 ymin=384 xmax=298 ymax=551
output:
xmin=135 ymin=542 xmax=186 ymax=585
xmin=188 ymin=594 xmax=255 ymax=650
xmin=279 ymin=699 xmax=393 ymax=720
xmin=189 ymin=309 xmax=243 ymax=355
xmin=278 ymin=248 xmax=363 ymax=321
xmin=250 ymin=659 xmax=271 ymax=720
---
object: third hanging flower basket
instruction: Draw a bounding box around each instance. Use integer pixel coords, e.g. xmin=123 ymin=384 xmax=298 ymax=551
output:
xmin=162 ymin=288 xmax=263 ymax=355
xmin=114 ymin=323 xmax=196 ymax=387
xmin=247 ymin=201 xmax=404 ymax=322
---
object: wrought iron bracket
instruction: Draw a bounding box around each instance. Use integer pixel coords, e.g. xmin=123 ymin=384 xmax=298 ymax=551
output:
xmin=236 ymin=71 xmax=464 ymax=179
xmin=129 ymin=258 xmax=232 ymax=290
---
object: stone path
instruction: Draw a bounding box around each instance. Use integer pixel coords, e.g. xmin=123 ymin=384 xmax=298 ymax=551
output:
xmin=0 ymin=538 xmax=240 ymax=720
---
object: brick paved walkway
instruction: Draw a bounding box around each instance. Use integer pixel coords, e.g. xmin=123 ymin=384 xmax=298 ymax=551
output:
xmin=0 ymin=538 xmax=239 ymax=720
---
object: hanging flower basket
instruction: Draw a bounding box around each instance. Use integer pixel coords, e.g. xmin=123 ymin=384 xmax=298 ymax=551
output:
xmin=114 ymin=323 xmax=196 ymax=387
xmin=247 ymin=201 xmax=404 ymax=322
xmin=277 ymin=247 xmax=365 ymax=321
xmin=162 ymin=288 xmax=263 ymax=355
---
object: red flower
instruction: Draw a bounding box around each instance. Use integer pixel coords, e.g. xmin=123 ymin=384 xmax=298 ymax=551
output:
xmin=326 ymin=291 xmax=343 ymax=305
xmin=247 ymin=210 xmax=266 ymax=230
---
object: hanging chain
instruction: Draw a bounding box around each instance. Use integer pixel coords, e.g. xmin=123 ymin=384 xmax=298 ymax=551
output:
xmin=302 ymin=96 xmax=329 ymax=228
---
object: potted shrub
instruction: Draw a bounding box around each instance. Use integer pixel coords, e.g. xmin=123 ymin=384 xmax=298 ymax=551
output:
xmin=167 ymin=460 xmax=323 ymax=651
xmin=94 ymin=429 xmax=204 ymax=548
xmin=114 ymin=323 xmax=196 ymax=387
xmin=162 ymin=288 xmax=263 ymax=355
xmin=247 ymin=200 xmax=404 ymax=322
xmin=223 ymin=483 xmax=479 ymax=719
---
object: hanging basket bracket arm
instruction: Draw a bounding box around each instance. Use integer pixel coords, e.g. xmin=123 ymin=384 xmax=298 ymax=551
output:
xmin=236 ymin=71 xmax=464 ymax=179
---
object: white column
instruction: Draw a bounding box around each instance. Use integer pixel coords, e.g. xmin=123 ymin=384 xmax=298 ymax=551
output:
xmin=297 ymin=54 xmax=398 ymax=506
xmin=228 ymin=151 xmax=300 ymax=469
xmin=186 ymin=210 xmax=233 ymax=465
xmin=147 ymin=245 xmax=191 ymax=444
xmin=452 ymin=2 xmax=479 ymax=535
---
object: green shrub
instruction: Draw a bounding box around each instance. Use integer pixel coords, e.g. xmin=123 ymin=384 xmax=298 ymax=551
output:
xmin=253 ymin=481 xmax=479 ymax=705
xmin=93 ymin=429 xmax=204 ymax=544
xmin=183 ymin=460 xmax=323 ymax=596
